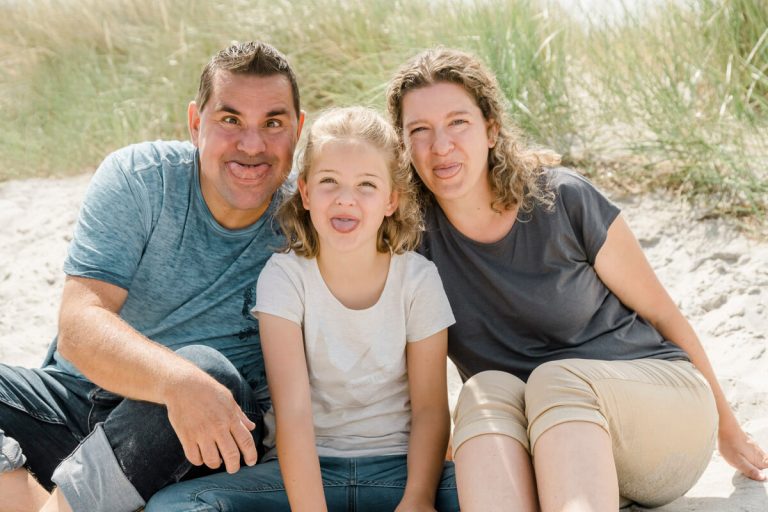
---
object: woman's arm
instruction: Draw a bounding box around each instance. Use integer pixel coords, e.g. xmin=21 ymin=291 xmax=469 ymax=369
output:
xmin=397 ymin=329 xmax=451 ymax=512
xmin=594 ymin=214 xmax=767 ymax=481
xmin=260 ymin=313 xmax=328 ymax=511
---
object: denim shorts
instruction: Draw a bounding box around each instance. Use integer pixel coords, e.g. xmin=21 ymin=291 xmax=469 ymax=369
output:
xmin=0 ymin=363 xmax=96 ymax=489
xmin=146 ymin=454 xmax=459 ymax=512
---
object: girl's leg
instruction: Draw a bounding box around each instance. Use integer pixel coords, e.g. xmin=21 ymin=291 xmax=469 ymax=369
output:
xmin=145 ymin=460 xmax=288 ymax=512
xmin=526 ymin=359 xmax=717 ymax=511
xmin=451 ymin=371 xmax=538 ymax=512
xmin=351 ymin=455 xmax=458 ymax=512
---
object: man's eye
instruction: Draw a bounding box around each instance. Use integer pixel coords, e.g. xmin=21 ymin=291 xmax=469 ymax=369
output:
xmin=266 ymin=119 xmax=282 ymax=128
xmin=222 ymin=116 xmax=239 ymax=125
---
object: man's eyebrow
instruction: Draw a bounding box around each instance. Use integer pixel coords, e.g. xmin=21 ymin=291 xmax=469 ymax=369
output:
xmin=214 ymin=103 xmax=242 ymax=116
xmin=266 ymin=108 xmax=290 ymax=117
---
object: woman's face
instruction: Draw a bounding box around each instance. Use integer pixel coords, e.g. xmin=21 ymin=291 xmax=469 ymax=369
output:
xmin=401 ymin=82 xmax=496 ymax=203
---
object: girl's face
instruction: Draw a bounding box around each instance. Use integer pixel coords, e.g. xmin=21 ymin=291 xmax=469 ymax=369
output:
xmin=298 ymin=138 xmax=398 ymax=255
xmin=401 ymin=82 xmax=497 ymax=204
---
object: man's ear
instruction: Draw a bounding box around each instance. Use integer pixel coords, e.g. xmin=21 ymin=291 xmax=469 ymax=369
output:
xmin=297 ymin=177 xmax=310 ymax=210
xmin=188 ymin=101 xmax=201 ymax=147
xmin=297 ymin=110 xmax=306 ymax=138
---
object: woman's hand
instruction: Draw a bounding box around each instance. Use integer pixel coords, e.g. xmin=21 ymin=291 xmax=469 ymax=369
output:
xmin=718 ymin=421 xmax=768 ymax=481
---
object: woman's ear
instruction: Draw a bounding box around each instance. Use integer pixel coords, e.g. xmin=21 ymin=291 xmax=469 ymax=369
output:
xmin=487 ymin=120 xmax=500 ymax=148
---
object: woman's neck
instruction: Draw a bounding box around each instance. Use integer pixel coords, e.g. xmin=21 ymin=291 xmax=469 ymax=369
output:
xmin=316 ymin=246 xmax=391 ymax=310
xmin=435 ymin=183 xmax=519 ymax=244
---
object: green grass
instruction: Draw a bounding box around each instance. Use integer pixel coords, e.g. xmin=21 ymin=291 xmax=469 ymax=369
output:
xmin=1 ymin=0 xmax=766 ymax=221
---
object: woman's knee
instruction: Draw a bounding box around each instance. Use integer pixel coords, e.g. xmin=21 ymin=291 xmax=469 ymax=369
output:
xmin=452 ymin=371 xmax=528 ymax=455
xmin=525 ymin=360 xmax=607 ymax=450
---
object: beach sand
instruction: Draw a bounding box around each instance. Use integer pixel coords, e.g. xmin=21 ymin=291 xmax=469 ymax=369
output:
xmin=0 ymin=173 xmax=766 ymax=510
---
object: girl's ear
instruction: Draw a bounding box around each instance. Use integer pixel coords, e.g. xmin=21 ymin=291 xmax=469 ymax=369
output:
xmin=297 ymin=177 xmax=310 ymax=210
xmin=385 ymin=190 xmax=400 ymax=217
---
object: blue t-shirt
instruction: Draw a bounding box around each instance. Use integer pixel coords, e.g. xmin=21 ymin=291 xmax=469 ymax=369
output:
xmin=52 ymin=140 xmax=282 ymax=393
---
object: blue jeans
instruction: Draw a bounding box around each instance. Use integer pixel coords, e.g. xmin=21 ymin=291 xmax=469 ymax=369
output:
xmin=147 ymin=454 xmax=459 ymax=512
xmin=0 ymin=345 xmax=266 ymax=511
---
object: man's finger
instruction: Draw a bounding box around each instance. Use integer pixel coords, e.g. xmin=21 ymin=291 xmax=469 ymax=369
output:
xmin=216 ymin=435 xmax=242 ymax=474
xmin=232 ymin=422 xmax=258 ymax=466
xmin=180 ymin=436 xmax=204 ymax=466
xmin=199 ymin=439 xmax=223 ymax=469
xmin=238 ymin=409 xmax=256 ymax=431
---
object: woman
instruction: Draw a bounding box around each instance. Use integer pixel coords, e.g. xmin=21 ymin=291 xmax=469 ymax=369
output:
xmin=386 ymin=48 xmax=767 ymax=511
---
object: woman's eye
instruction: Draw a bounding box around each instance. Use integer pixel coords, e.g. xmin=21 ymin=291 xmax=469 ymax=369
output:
xmin=450 ymin=119 xmax=468 ymax=127
xmin=409 ymin=126 xmax=427 ymax=136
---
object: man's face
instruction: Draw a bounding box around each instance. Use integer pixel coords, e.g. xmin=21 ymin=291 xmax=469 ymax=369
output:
xmin=188 ymin=71 xmax=304 ymax=229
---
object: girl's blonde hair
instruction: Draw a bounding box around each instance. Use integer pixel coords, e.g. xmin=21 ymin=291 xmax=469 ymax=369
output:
xmin=278 ymin=106 xmax=422 ymax=257
xmin=386 ymin=47 xmax=561 ymax=213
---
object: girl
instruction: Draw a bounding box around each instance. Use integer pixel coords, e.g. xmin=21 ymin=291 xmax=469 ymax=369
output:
xmin=147 ymin=106 xmax=459 ymax=512
xmin=386 ymin=48 xmax=767 ymax=512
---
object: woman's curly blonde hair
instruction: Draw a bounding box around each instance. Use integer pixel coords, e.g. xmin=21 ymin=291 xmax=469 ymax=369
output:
xmin=278 ymin=106 xmax=422 ymax=258
xmin=386 ymin=47 xmax=561 ymax=213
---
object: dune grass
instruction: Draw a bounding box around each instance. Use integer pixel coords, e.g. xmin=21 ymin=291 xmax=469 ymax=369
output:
xmin=1 ymin=0 xmax=766 ymax=220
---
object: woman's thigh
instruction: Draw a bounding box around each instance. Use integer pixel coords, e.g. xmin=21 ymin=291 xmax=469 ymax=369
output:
xmin=525 ymin=358 xmax=717 ymax=507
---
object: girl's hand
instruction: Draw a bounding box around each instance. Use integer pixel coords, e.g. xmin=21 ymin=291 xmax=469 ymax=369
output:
xmin=394 ymin=496 xmax=437 ymax=512
xmin=718 ymin=422 xmax=768 ymax=481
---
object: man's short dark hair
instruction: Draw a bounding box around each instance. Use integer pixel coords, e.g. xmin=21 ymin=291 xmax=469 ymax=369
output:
xmin=196 ymin=41 xmax=300 ymax=117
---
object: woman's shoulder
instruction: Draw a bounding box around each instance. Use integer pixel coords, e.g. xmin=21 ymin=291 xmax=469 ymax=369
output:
xmin=544 ymin=166 xmax=598 ymax=192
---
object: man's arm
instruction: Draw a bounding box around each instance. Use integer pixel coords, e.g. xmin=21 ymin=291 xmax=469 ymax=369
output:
xmin=57 ymin=275 xmax=258 ymax=474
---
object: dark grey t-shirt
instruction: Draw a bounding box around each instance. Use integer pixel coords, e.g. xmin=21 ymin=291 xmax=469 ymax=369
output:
xmin=419 ymin=167 xmax=688 ymax=382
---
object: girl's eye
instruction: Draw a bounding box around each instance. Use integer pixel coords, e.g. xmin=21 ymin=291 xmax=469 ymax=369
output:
xmin=319 ymin=177 xmax=336 ymax=184
xmin=360 ymin=181 xmax=377 ymax=189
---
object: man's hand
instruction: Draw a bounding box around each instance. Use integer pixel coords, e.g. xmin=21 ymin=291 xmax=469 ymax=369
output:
xmin=165 ymin=373 xmax=258 ymax=474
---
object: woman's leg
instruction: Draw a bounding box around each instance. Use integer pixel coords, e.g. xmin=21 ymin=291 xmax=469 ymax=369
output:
xmin=526 ymin=359 xmax=717 ymax=511
xmin=451 ymin=371 xmax=538 ymax=512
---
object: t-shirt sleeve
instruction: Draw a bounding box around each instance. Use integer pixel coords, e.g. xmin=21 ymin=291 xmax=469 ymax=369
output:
xmin=62 ymin=150 xmax=152 ymax=290
xmin=252 ymin=256 xmax=304 ymax=326
xmin=557 ymin=169 xmax=621 ymax=265
xmin=406 ymin=260 xmax=456 ymax=342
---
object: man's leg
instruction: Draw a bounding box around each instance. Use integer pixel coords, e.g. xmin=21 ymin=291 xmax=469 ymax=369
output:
xmin=52 ymin=345 xmax=264 ymax=512
xmin=0 ymin=365 xmax=93 ymax=512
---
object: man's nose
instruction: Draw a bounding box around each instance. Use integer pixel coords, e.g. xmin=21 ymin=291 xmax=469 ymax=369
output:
xmin=237 ymin=128 xmax=267 ymax=155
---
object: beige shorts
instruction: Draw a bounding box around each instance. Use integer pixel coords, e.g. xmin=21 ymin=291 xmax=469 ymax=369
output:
xmin=452 ymin=358 xmax=718 ymax=507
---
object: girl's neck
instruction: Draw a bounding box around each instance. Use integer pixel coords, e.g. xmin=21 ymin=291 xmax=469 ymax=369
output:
xmin=435 ymin=181 xmax=519 ymax=244
xmin=316 ymin=246 xmax=392 ymax=310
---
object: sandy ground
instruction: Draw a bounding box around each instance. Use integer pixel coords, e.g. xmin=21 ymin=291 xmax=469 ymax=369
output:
xmin=0 ymin=173 xmax=766 ymax=510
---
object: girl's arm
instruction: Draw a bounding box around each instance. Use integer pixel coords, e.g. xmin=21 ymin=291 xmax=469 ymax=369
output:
xmin=397 ymin=329 xmax=451 ymax=512
xmin=260 ymin=313 xmax=328 ymax=511
xmin=594 ymin=214 xmax=768 ymax=481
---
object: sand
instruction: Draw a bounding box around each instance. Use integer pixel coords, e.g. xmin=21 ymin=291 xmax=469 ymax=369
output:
xmin=0 ymin=173 xmax=766 ymax=510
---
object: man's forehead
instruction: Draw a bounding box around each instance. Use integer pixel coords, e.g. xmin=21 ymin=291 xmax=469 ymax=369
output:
xmin=209 ymin=71 xmax=295 ymax=114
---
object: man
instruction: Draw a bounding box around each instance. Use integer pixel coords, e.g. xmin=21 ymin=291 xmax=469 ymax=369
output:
xmin=0 ymin=41 xmax=304 ymax=512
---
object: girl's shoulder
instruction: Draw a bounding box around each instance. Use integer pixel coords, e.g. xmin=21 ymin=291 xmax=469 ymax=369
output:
xmin=263 ymin=250 xmax=316 ymax=279
xmin=392 ymin=251 xmax=441 ymax=285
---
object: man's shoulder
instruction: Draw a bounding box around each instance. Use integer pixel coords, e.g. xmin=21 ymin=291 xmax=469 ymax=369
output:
xmin=108 ymin=140 xmax=196 ymax=173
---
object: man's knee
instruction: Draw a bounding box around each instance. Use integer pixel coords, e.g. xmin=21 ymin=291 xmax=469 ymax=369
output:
xmin=175 ymin=345 xmax=242 ymax=394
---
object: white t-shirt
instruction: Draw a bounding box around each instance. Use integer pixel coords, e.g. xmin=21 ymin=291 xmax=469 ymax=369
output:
xmin=253 ymin=250 xmax=455 ymax=458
